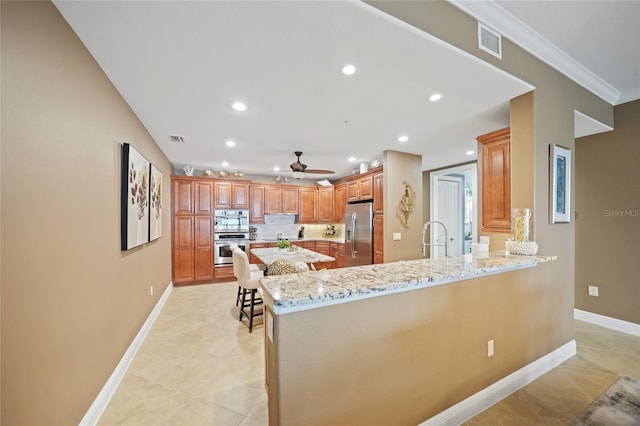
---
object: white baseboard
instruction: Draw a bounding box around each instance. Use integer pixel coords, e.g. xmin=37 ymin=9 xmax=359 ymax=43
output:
xmin=419 ymin=340 xmax=576 ymax=426
xmin=574 ymin=309 xmax=640 ymax=337
xmin=79 ymin=282 xmax=174 ymax=426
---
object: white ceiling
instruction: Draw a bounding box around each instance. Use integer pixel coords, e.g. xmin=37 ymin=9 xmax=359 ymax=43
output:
xmin=53 ymin=0 xmax=638 ymax=180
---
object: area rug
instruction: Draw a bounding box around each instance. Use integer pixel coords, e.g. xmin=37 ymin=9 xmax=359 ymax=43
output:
xmin=572 ymin=376 xmax=640 ymax=425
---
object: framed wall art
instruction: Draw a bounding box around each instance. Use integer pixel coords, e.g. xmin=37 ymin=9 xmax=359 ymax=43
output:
xmin=149 ymin=163 xmax=163 ymax=241
xmin=550 ymin=144 xmax=571 ymax=224
xmin=121 ymin=143 xmax=150 ymax=250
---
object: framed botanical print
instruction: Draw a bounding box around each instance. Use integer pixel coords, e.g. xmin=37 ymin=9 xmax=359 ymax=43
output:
xmin=550 ymin=144 xmax=571 ymax=224
xmin=121 ymin=143 xmax=150 ymax=250
xmin=149 ymin=164 xmax=163 ymax=241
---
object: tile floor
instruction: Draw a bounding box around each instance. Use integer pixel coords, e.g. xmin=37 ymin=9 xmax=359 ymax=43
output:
xmin=98 ymin=282 xmax=639 ymax=426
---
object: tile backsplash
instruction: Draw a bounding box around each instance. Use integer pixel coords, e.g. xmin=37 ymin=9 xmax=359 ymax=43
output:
xmin=253 ymin=215 xmax=344 ymax=240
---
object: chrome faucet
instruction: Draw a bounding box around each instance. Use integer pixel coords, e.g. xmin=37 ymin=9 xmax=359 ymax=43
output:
xmin=422 ymin=220 xmax=449 ymax=258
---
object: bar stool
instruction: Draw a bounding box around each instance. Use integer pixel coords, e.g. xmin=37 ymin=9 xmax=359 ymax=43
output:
xmin=232 ymin=249 xmax=264 ymax=332
xmin=230 ymin=245 xmax=260 ymax=306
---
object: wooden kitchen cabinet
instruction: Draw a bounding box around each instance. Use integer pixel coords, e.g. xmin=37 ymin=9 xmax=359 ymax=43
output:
xmin=172 ymin=215 xmax=195 ymax=283
xmin=334 ymin=183 xmax=346 ymax=223
xmin=249 ymin=242 xmax=271 ymax=265
xmin=264 ymin=186 xmax=299 ymax=214
xmin=249 ymin=185 xmax=265 ymax=223
xmin=373 ymin=215 xmax=384 ymax=264
xmin=194 ymin=216 xmax=214 ymax=281
xmin=194 ymin=181 xmax=214 ymax=215
xmin=298 ymin=187 xmax=318 ymax=223
xmin=330 ymin=242 xmax=345 ymax=269
xmin=314 ymin=240 xmax=332 ymax=269
xmin=173 ymin=178 xmax=194 ymax=215
xmin=318 ymin=186 xmax=334 ymax=223
xmin=477 ymin=128 xmax=511 ymax=232
xmin=215 ymin=181 xmax=249 ymax=209
xmin=346 ymin=174 xmax=374 ymax=202
xmin=373 ymin=172 xmax=383 ymax=215
xmin=297 ymin=240 xmax=315 ymax=251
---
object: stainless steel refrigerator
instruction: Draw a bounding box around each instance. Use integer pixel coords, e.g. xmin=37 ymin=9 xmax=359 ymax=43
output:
xmin=344 ymin=202 xmax=373 ymax=267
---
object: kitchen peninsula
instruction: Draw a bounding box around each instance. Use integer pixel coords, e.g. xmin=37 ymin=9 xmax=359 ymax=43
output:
xmin=261 ymin=252 xmax=560 ymax=425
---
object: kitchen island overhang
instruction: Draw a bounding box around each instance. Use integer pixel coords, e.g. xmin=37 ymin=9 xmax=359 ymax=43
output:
xmin=260 ymin=252 xmax=567 ymax=426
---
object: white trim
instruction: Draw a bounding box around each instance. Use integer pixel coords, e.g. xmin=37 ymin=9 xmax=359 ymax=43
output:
xmin=419 ymin=340 xmax=576 ymax=426
xmin=79 ymin=282 xmax=174 ymax=426
xmin=574 ymin=309 xmax=640 ymax=337
xmin=449 ymin=0 xmax=621 ymax=105
xmin=574 ymin=110 xmax=614 ymax=138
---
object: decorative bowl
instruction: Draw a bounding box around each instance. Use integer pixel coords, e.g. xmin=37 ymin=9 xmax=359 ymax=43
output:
xmin=506 ymin=240 xmax=538 ymax=256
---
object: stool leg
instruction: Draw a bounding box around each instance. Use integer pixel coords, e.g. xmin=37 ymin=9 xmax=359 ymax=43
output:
xmin=239 ymin=288 xmax=247 ymax=321
xmin=236 ymin=285 xmax=241 ymax=306
xmin=249 ymin=289 xmax=255 ymax=333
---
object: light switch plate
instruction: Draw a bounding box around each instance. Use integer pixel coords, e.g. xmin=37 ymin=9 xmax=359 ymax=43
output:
xmin=393 ymin=232 xmax=401 ymax=241
xmin=588 ymin=285 xmax=599 ymax=297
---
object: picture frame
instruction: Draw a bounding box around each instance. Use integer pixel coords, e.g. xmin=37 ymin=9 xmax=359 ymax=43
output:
xmin=149 ymin=163 xmax=163 ymax=241
xmin=550 ymin=144 xmax=571 ymax=223
xmin=121 ymin=143 xmax=150 ymax=250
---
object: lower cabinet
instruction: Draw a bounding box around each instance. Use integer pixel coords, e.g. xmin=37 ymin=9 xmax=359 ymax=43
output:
xmin=297 ymin=240 xmax=315 ymax=251
xmin=249 ymin=242 xmax=271 ymax=265
xmin=214 ymin=265 xmax=235 ymax=280
xmin=194 ymin=216 xmax=214 ymax=281
xmin=330 ymin=242 xmax=345 ymax=269
xmin=173 ymin=216 xmax=195 ymax=283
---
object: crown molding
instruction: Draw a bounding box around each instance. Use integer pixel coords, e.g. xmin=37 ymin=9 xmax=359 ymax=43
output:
xmin=449 ymin=0 xmax=621 ymax=105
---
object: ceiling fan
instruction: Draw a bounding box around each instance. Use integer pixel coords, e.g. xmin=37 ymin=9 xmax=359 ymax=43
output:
xmin=289 ymin=151 xmax=335 ymax=176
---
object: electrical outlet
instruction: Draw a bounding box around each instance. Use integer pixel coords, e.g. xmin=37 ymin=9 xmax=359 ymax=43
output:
xmin=487 ymin=340 xmax=494 ymax=357
xmin=150 ymin=285 xmax=154 ymax=296
xmin=393 ymin=232 xmax=401 ymax=241
xmin=588 ymin=285 xmax=599 ymax=297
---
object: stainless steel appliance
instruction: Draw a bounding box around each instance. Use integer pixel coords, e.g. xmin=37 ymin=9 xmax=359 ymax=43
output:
xmin=214 ymin=232 xmax=250 ymax=266
xmin=345 ymin=202 xmax=373 ymax=267
xmin=214 ymin=209 xmax=249 ymax=232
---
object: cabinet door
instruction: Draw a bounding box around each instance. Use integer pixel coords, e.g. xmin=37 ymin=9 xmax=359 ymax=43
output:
xmin=264 ymin=186 xmax=283 ymax=214
xmin=477 ymin=128 xmax=511 ymax=232
xmin=249 ymin=185 xmax=265 ymax=223
xmin=373 ymin=173 xmax=384 ymax=215
xmin=315 ymin=241 xmax=331 ymax=256
xmin=173 ymin=179 xmax=194 ymax=215
xmin=298 ymin=240 xmax=315 ymax=251
xmin=214 ymin=181 xmax=231 ymax=209
xmin=318 ymin=187 xmax=334 ymax=223
xmin=194 ymin=216 xmax=213 ymax=281
xmin=233 ymin=183 xmax=249 ymax=209
xmin=359 ymin=175 xmax=374 ymax=200
xmin=195 ymin=181 xmax=214 ymax=215
xmin=298 ymin=187 xmax=318 ymax=223
xmin=347 ymin=181 xmax=359 ymax=202
xmin=334 ymin=184 xmax=346 ymax=223
xmin=336 ymin=243 xmax=345 ymax=268
xmin=373 ymin=215 xmax=384 ymax=264
xmin=282 ymin=187 xmax=299 ymax=214
xmin=172 ymin=216 xmax=194 ymax=283
xmin=214 ymin=265 xmax=235 ymax=280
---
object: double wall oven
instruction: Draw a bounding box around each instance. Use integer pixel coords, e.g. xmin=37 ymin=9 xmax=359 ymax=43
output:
xmin=213 ymin=209 xmax=250 ymax=267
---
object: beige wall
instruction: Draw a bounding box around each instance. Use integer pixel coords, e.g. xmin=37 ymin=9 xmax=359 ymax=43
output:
xmin=1 ymin=2 xmax=173 ymax=424
xmin=575 ymin=100 xmax=640 ymax=324
xmin=268 ymin=262 xmax=564 ymax=424
xmin=382 ymin=150 xmax=423 ymax=261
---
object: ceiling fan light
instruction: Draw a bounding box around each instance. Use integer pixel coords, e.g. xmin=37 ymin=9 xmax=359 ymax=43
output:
xmin=291 ymin=171 xmax=305 ymax=179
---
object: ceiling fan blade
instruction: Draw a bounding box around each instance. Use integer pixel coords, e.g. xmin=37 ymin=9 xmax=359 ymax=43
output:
xmin=303 ymin=169 xmax=335 ymax=174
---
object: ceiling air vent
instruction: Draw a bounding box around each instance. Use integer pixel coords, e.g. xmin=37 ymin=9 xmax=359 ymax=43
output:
xmin=168 ymin=135 xmax=186 ymax=143
xmin=478 ymin=22 xmax=502 ymax=59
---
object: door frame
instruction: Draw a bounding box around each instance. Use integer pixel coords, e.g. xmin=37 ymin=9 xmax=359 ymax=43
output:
xmin=430 ymin=163 xmax=478 ymax=258
xmin=436 ymin=175 xmax=463 ymax=258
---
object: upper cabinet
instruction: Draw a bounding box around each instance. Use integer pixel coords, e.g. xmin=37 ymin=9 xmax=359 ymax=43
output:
xmin=173 ymin=178 xmax=194 ymax=215
xmin=214 ymin=181 xmax=249 ymax=209
xmin=249 ymin=185 xmax=265 ymax=223
xmin=334 ymin=184 xmax=347 ymax=223
xmin=477 ymin=128 xmax=511 ymax=232
xmin=347 ymin=174 xmax=373 ymax=202
xmin=317 ymin=186 xmax=334 ymax=223
xmin=373 ymin=172 xmax=383 ymax=215
xmin=264 ymin=185 xmax=299 ymax=214
xmin=298 ymin=187 xmax=318 ymax=223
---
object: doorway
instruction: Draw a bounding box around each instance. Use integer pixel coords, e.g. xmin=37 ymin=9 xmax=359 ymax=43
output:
xmin=429 ymin=163 xmax=477 ymax=258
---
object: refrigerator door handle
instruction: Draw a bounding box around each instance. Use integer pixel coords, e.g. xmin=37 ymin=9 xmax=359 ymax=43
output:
xmin=351 ymin=212 xmax=357 ymax=258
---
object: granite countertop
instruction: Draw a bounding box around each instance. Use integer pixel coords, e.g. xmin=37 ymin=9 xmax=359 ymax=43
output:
xmin=250 ymin=246 xmax=335 ymax=266
xmin=260 ymin=251 xmax=557 ymax=314
xmin=251 ymin=237 xmax=345 ymax=244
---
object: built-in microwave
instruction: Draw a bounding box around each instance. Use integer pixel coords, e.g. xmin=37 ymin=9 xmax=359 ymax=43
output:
xmin=214 ymin=209 xmax=249 ymax=232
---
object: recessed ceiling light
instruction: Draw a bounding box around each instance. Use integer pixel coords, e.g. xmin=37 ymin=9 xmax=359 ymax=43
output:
xmin=222 ymin=161 xmax=229 ymax=167
xmin=429 ymin=93 xmax=442 ymax=102
xmin=225 ymin=140 xmax=236 ymax=147
xmin=466 ymin=150 xmax=475 ymax=156
xmin=342 ymin=64 xmax=356 ymax=75
xmin=398 ymin=135 xmax=409 ymax=143
xmin=231 ymin=101 xmax=247 ymax=112
xmin=348 ymin=156 xmax=356 ymax=162
xmin=273 ymin=166 xmax=280 ymax=172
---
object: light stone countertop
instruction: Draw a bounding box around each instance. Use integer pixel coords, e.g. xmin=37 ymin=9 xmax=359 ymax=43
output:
xmin=251 ymin=237 xmax=345 ymax=244
xmin=260 ymin=251 xmax=557 ymax=314
xmin=251 ymin=247 xmax=335 ymax=266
